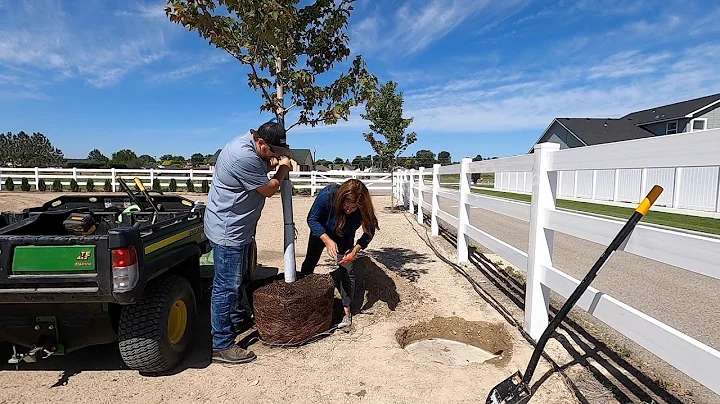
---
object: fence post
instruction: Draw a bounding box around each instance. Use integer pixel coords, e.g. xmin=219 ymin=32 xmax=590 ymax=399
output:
xmin=409 ymin=169 xmax=415 ymax=214
xmin=431 ymin=164 xmax=440 ymax=236
xmin=613 ymin=169 xmax=620 ymax=202
xmin=150 ymin=168 xmax=155 ymax=188
xmin=111 ymin=168 xmax=117 ymax=192
xmin=190 ymin=169 xmax=194 ymax=188
xmin=34 ymin=167 xmax=40 ymax=191
xmin=673 ymin=167 xmax=682 ymax=208
xmin=311 ymin=171 xmax=317 ymax=196
xmin=417 ymin=167 xmax=425 ymax=224
xmin=72 ymin=167 xmax=78 ymax=181
xmin=591 ymin=170 xmax=597 ymax=200
xmin=0 ymin=168 xmax=3 ymax=190
xmin=457 ymin=158 xmax=471 ymax=263
xmin=524 ymin=142 xmax=559 ymax=341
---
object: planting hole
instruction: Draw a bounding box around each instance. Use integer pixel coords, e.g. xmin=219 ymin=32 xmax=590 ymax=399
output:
xmin=396 ymin=316 xmax=513 ymax=367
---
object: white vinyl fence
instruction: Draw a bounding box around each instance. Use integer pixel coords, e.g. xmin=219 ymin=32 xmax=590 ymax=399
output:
xmin=393 ymin=130 xmax=720 ymax=396
xmin=0 ymin=167 xmax=392 ymax=195
xmin=494 ymin=148 xmax=720 ymax=214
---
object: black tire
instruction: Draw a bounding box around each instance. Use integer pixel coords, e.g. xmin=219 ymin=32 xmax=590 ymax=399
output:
xmin=243 ymin=238 xmax=258 ymax=284
xmin=118 ymin=275 xmax=196 ymax=373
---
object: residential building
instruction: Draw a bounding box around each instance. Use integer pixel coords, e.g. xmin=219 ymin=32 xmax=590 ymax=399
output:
xmin=530 ymin=92 xmax=720 ymax=151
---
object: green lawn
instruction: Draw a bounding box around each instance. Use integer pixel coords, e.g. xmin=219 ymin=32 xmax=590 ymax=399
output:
xmin=472 ymin=188 xmax=720 ymax=236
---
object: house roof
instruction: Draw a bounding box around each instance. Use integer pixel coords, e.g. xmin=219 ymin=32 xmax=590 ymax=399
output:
xmin=290 ymin=149 xmax=312 ymax=164
xmin=555 ymin=118 xmax=654 ymax=146
xmin=620 ymin=92 xmax=720 ymax=125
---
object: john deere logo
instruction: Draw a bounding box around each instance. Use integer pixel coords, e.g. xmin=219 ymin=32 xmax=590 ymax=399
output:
xmin=76 ymin=251 xmax=92 ymax=260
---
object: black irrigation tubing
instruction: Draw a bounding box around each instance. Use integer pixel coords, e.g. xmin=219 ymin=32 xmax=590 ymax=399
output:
xmin=401 ymin=211 xmax=590 ymax=404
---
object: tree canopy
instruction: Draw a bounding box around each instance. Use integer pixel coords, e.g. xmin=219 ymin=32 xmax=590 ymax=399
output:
xmin=361 ymin=80 xmax=417 ymax=170
xmin=165 ymin=0 xmax=377 ymax=130
xmin=0 ymin=132 xmax=64 ymax=167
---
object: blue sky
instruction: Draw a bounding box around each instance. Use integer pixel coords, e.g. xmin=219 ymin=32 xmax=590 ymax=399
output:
xmin=1 ymin=0 xmax=719 ymax=162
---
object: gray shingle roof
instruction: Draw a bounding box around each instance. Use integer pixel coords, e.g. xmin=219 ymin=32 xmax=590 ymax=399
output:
xmin=621 ymin=92 xmax=720 ymax=125
xmin=556 ymin=118 xmax=654 ymax=146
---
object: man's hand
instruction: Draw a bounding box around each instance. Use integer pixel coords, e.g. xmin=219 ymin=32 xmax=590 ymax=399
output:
xmin=278 ymin=156 xmax=293 ymax=170
xmin=267 ymin=157 xmax=279 ymax=172
xmin=320 ymin=234 xmax=338 ymax=260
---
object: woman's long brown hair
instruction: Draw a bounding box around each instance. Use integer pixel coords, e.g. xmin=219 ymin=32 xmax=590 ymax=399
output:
xmin=334 ymin=179 xmax=379 ymax=237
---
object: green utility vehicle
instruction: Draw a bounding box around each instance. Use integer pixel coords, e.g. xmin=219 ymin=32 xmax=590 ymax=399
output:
xmin=0 ymin=188 xmax=254 ymax=373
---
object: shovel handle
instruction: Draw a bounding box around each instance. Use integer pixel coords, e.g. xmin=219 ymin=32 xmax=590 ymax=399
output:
xmin=133 ymin=177 xmax=147 ymax=192
xmin=521 ymin=185 xmax=663 ymax=386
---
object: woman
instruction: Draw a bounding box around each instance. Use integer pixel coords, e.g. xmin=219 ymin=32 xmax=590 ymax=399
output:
xmin=300 ymin=179 xmax=379 ymax=328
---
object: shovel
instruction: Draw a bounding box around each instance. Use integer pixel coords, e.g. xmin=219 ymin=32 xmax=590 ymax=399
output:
xmin=486 ymin=185 xmax=663 ymax=404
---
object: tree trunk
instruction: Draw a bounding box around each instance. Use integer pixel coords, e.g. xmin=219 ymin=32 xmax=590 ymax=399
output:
xmin=275 ymin=56 xmax=297 ymax=283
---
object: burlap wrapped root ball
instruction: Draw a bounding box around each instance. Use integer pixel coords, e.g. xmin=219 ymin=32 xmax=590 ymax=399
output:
xmin=252 ymin=273 xmax=335 ymax=345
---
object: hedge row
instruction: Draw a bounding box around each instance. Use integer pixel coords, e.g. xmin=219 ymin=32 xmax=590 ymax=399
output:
xmin=2 ymin=178 xmax=212 ymax=193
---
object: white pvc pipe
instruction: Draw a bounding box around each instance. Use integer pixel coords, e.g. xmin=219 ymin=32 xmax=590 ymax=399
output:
xmin=281 ymin=177 xmax=297 ymax=282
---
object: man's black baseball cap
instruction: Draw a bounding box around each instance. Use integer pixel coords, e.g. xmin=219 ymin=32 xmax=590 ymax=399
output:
xmin=254 ymin=121 xmax=291 ymax=156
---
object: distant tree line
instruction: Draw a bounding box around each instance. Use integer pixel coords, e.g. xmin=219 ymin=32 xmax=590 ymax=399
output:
xmin=0 ymin=131 xmax=216 ymax=169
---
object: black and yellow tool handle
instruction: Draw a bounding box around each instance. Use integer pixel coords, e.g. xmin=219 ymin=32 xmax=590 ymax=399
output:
xmin=521 ymin=185 xmax=663 ymax=386
xmin=133 ymin=177 xmax=147 ymax=192
xmin=133 ymin=177 xmax=160 ymax=213
xmin=115 ymin=175 xmax=143 ymax=207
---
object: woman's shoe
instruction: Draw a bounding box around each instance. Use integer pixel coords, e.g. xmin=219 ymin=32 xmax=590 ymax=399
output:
xmin=338 ymin=313 xmax=352 ymax=328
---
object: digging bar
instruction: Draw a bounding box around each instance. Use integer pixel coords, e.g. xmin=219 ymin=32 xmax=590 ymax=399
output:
xmin=486 ymin=185 xmax=664 ymax=404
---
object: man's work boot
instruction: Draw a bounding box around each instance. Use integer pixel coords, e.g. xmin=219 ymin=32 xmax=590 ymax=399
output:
xmin=212 ymin=345 xmax=257 ymax=364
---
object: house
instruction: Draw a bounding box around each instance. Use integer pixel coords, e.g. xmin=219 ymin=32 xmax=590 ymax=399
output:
xmin=530 ymin=92 xmax=720 ymax=151
xmin=208 ymin=147 xmax=313 ymax=172
xmin=290 ymin=149 xmax=314 ymax=172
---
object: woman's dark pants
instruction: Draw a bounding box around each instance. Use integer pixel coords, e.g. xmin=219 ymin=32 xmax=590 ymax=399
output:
xmin=300 ymin=235 xmax=355 ymax=308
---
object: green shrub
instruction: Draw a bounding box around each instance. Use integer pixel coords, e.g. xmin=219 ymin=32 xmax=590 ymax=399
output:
xmin=86 ymin=178 xmax=95 ymax=192
xmin=52 ymin=179 xmax=62 ymax=192
xmin=201 ymin=179 xmax=210 ymax=194
xmin=186 ymin=179 xmax=195 ymax=193
xmin=169 ymin=178 xmax=177 ymax=192
xmin=4 ymin=178 xmax=14 ymax=191
xmin=152 ymin=179 xmax=162 ymax=192
xmin=70 ymin=179 xmax=80 ymax=192
xmin=104 ymin=179 xmax=112 ymax=192
xmin=20 ymin=177 xmax=31 ymax=192
xmin=38 ymin=178 xmax=47 ymax=192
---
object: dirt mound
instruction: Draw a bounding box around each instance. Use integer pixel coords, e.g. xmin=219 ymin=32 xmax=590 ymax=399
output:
xmin=396 ymin=316 xmax=513 ymax=367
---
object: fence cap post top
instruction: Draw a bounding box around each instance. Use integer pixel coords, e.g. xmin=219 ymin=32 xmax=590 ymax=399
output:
xmin=535 ymin=142 xmax=561 ymax=151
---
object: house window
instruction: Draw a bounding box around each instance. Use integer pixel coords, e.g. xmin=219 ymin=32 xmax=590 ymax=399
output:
xmin=666 ymin=121 xmax=678 ymax=134
xmin=690 ymin=118 xmax=708 ymax=132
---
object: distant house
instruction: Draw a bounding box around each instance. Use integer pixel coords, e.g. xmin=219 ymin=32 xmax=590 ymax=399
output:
xmin=329 ymin=164 xmax=357 ymax=171
xmin=290 ymin=149 xmax=314 ymax=172
xmin=63 ymin=159 xmax=104 ymax=169
xmin=530 ymin=92 xmax=720 ymax=151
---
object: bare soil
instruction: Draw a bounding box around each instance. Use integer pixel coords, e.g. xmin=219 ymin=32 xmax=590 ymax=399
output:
xmin=0 ymin=192 xmax=578 ymax=404
xmin=396 ymin=316 xmax=513 ymax=367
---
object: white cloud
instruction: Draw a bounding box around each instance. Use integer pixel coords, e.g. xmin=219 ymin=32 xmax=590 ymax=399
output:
xmin=0 ymin=0 xmax=171 ymax=95
xmin=351 ymin=0 xmax=530 ymax=56
xmin=148 ymin=53 xmax=232 ymax=83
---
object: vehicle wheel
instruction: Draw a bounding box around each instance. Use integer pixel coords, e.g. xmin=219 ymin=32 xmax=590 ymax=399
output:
xmin=118 ymin=275 xmax=196 ymax=373
xmin=243 ymin=238 xmax=258 ymax=284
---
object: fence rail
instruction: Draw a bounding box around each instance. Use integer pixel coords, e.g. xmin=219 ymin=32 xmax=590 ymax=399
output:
xmin=0 ymin=168 xmax=392 ymax=195
xmin=393 ymin=129 xmax=720 ymax=396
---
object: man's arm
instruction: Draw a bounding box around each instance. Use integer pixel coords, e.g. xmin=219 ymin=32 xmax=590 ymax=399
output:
xmin=256 ymin=157 xmax=292 ymax=197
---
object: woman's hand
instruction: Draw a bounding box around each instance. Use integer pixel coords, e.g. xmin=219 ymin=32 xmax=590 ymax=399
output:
xmin=320 ymin=234 xmax=338 ymax=260
xmin=340 ymin=245 xmax=362 ymax=264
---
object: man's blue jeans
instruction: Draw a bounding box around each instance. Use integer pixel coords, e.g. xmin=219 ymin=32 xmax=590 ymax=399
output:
xmin=210 ymin=241 xmax=250 ymax=351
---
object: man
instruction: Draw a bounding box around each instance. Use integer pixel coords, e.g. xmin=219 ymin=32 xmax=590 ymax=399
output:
xmin=204 ymin=121 xmax=293 ymax=364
